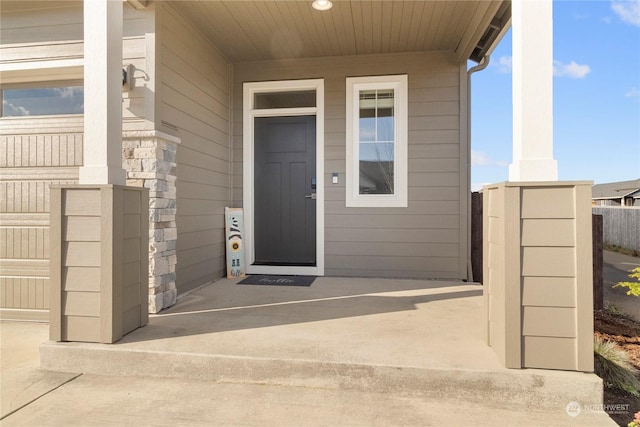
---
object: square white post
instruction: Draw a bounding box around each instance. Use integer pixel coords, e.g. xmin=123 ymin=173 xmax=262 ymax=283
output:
xmin=509 ymin=0 xmax=558 ymax=182
xmin=79 ymin=0 xmax=126 ymax=185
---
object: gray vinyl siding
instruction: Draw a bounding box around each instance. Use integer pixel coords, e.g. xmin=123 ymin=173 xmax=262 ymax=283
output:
xmin=158 ymin=3 xmax=232 ymax=293
xmin=233 ymin=51 xmax=467 ymax=279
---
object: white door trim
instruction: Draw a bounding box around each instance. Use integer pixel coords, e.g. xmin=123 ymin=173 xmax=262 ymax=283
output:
xmin=242 ymin=79 xmax=324 ymax=276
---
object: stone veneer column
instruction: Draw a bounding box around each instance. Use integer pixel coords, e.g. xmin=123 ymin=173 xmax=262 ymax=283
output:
xmin=122 ymin=131 xmax=180 ymax=313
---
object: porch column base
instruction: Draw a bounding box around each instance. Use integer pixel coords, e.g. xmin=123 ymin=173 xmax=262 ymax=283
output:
xmin=49 ymin=185 xmax=149 ymax=344
xmin=122 ymin=131 xmax=180 ymax=314
xmin=483 ymin=181 xmax=593 ymax=372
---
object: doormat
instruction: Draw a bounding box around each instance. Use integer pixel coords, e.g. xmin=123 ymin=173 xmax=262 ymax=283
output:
xmin=237 ymin=275 xmax=315 ymax=287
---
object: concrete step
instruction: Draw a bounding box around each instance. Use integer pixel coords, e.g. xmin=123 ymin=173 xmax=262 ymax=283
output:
xmin=40 ymin=341 xmax=605 ymax=412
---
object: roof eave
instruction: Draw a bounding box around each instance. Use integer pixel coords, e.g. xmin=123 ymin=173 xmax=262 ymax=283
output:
xmin=468 ymin=2 xmax=512 ymax=63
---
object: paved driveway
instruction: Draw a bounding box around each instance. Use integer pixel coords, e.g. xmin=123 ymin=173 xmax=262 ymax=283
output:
xmin=603 ymin=250 xmax=640 ymax=322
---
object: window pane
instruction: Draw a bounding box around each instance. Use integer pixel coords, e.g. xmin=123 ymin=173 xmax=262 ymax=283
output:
xmin=358 ymin=89 xmax=394 ymax=194
xmin=359 ymin=115 xmax=376 ymax=141
xmin=254 ymin=90 xmax=316 ymax=109
xmin=359 ymin=142 xmax=394 ymax=194
xmin=2 ymin=86 xmax=84 ymax=117
xmin=377 ymin=114 xmax=394 ymax=142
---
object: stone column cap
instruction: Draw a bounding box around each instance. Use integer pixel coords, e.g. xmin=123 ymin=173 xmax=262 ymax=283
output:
xmin=122 ymin=130 xmax=181 ymax=145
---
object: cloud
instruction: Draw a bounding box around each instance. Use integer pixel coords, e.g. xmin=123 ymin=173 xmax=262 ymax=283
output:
xmin=2 ymin=100 xmax=30 ymax=116
xmin=611 ymin=0 xmax=640 ymax=26
xmin=602 ymin=16 xmax=613 ymax=24
xmin=53 ymin=87 xmax=82 ymax=99
xmin=553 ymin=60 xmax=591 ymax=79
xmin=471 ymin=150 xmax=508 ymax=168
xmin=625 ymin=86 xmax=640 ymax=98
xmin=493 ymin=57 xmax=591 ymax=79
xmin=471 ymin=182 xmax=490 ymax=192
xmin=491 ymin=55 xmax=512 ymax=74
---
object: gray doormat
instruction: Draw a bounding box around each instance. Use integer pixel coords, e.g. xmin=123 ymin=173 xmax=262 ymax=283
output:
xmin=237 ymin=275 xmax=315 ymax=286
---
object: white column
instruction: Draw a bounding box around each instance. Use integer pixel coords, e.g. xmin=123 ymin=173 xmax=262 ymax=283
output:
xmin=79 ymin=0 xmax=126 ymax=185
xmin=509 ymin=0 xmax=558 ymax=182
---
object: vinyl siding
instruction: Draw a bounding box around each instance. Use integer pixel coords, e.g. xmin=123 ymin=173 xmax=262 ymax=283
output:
xmin=0 ymin=2 xmax=151 ymax=317
xmin=519 ymin=186 xmax=583 ymax=370
xmin=483 ymin=182 xmax=594 ymax=371
xmin=233 ymin=51 xmax=468 ymax=279
xmin=157 ymin=3 xmax=232 ymax=293
xmin=50 ymin=186 xmax=148 ymax=343
xmin=0 ymin=2 xmax=84 ymax=62
xmin=0 ymin=2 xmax=149 ymax=130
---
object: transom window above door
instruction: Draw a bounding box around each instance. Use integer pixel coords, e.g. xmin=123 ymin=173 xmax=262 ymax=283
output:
xmin=346 ymin=75 xmax=408 ymax=207
xmin=254 ymin=90 xmax=316 ymax=109
xmin=246 ymin=82 xmax=321 ymax=113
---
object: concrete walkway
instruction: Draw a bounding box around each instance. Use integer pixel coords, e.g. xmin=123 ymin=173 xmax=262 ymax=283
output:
xmin=603 ymin=250 xmax=640 ymax=321
xmin=2 ymin=277 xmax=618 ymax=425
xmin=0 ymin=321 xmax=78 ymax=420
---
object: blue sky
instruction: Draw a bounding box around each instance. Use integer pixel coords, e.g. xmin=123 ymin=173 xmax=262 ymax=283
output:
xmin=471 ymin=0 xmax=640 ymax=189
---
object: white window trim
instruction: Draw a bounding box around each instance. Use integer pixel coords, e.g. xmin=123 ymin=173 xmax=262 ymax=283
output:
xmin=0 ymin=60 xmax=83 ymax=85
xmin=242 ymin=79 xmax=325 ymax=276
xmin=346 ymin=75 xmax=408 ymax=207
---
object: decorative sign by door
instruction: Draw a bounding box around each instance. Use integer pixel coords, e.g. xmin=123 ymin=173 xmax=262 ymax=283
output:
xmin=225 ymin=207 xmax=245 ymax=278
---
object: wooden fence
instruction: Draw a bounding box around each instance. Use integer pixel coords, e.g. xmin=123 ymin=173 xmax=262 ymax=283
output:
xmin=471 ymin=192 xmax=483 ymax=284
xmin=592 ymin=214 xmax=603 ymax=310
xmin=592 ymin=206 xmax=640 ymax=252
xmin=471 ymin=193 xmax=604 ymax=309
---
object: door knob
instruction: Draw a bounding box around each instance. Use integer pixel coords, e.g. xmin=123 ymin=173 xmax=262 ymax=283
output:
xmin=305 ymin=193 xmax=317 ymax=199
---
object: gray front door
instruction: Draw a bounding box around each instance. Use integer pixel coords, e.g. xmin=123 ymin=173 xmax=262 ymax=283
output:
xmin=254 ymin=116 xmax=316 ymax=265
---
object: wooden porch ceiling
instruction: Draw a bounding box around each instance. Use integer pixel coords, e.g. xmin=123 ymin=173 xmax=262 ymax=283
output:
xmin=170 ymin=0 xmax=511 ymax=64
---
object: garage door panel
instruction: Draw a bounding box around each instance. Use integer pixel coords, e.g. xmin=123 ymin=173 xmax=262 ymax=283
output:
xmin=0 ymin=131 xmax=82 ymax=318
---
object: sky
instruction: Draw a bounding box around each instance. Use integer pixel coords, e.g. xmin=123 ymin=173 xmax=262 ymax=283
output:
xmin=470 ymin=0 xmax=640 ymax=190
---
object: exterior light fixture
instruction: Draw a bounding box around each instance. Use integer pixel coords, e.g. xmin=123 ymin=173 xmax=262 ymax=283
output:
xmin=122 ymin=64 xmax=134 ymax=92
xmin=312 ymin=0 xmax=332 ymax=11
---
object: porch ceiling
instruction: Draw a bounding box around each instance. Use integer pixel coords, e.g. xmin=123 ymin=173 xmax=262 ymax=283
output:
xmin=170 ymin=0 xmax=511 ymax=64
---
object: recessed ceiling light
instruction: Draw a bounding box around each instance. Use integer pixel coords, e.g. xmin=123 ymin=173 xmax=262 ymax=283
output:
xmin=312 ymin=0 xmax=333 ymax=11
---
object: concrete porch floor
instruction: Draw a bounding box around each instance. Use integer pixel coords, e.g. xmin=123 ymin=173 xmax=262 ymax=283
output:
xmin=41 ymin=277 xmax=607 ymax=414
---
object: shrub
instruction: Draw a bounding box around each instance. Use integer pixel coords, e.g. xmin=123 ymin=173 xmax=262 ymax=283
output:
xmin=614 ymin=267 xmax=640 ymax=297
xmin=594 ymin=336 xmax=640 ymax=397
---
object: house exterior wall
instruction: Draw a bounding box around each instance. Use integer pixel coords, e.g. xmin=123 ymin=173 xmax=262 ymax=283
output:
xmin=156 ymin=3 xmax=232 ymax=294
xmin=593 ymin=199 xmax=622 ymax=207
xmin=3 ymin=4 xmax=473 ymax=314
xmin=233 ymin=52 xmax=469 ymax=279
xmin=0 ymin=2 xmax=84 ymax=65
xmin=0 ymin=2 xmax=153 ymax=319
xmin=0 ymin=2 xmax=149 ymax=130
